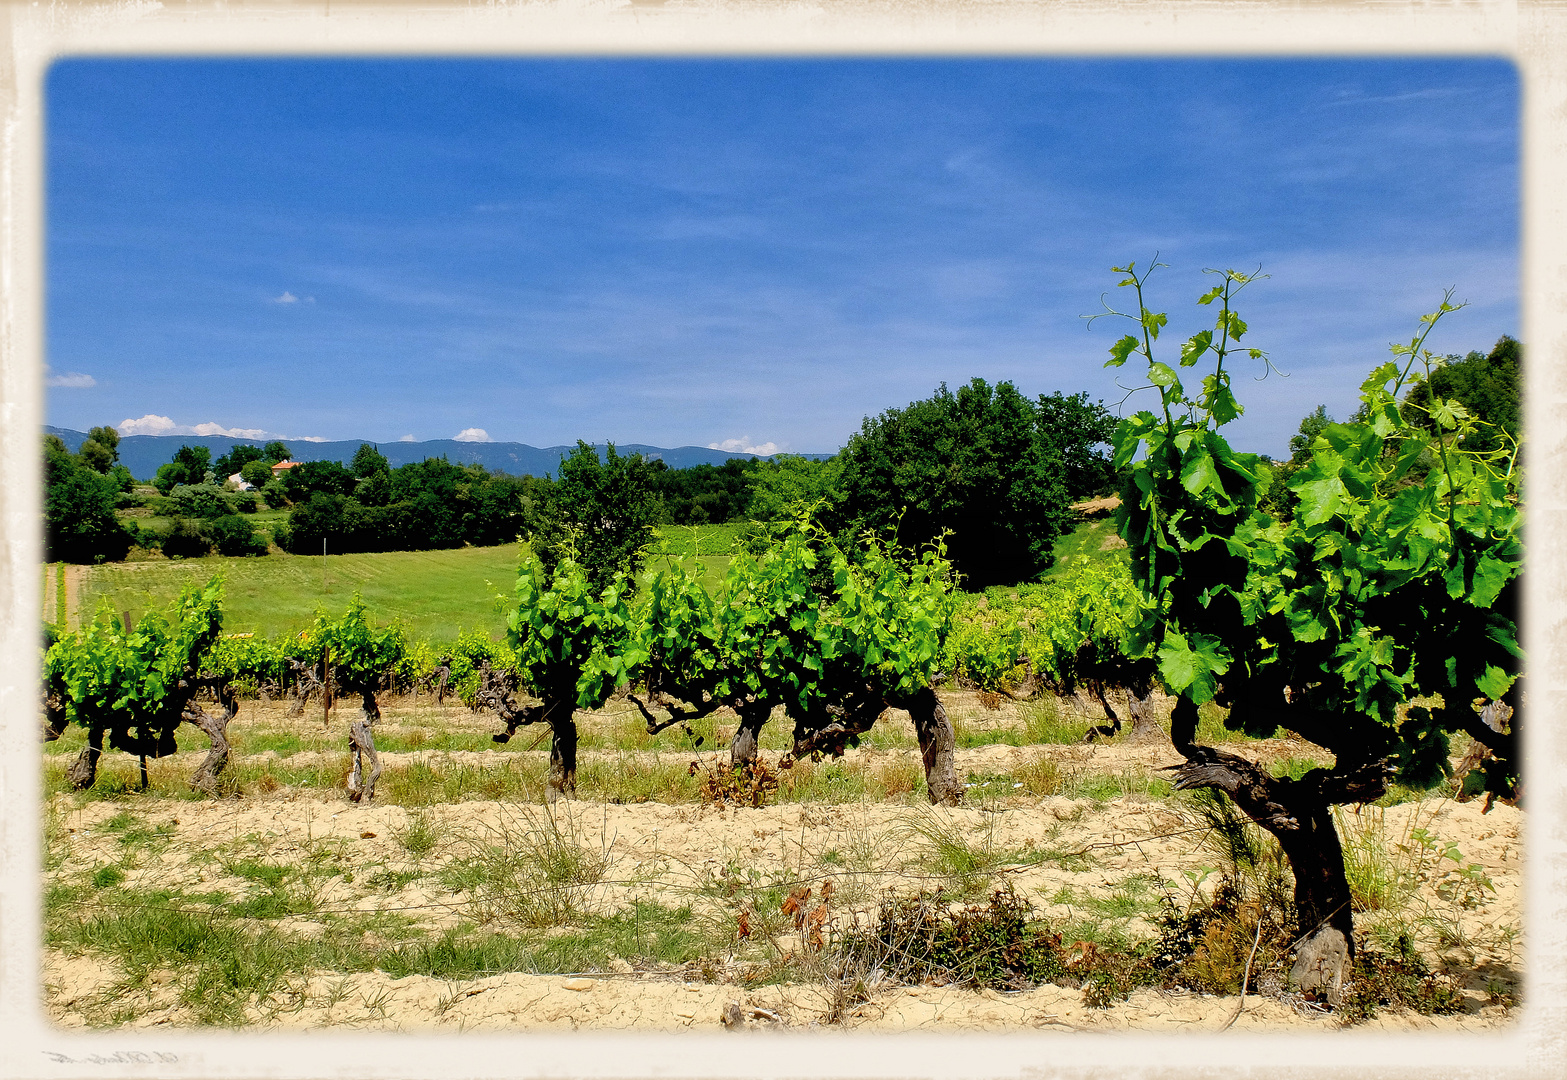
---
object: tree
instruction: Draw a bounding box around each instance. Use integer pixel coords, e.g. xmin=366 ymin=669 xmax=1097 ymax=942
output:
xmin=44 ymin=436 xmax=133 ymax=564
xmin=833 ymin=378 xmax=1074 ymax=590
xmin=215 ymin=443 xmax=266 ymax=478
xmin=530 ymin=442 xmax=663 ymax=592
xmin=1034 ymin=391 xmax=1118 ymax=498
xmin=280 ymin=458 xmax=356 ymax=503
xmin=45 ymin=578 xmax=233 ymax=791
xmin=1259 ymin=405 xmax=1335 ymax=519
xmin=747 ymin=455 xmax=843 ymax=521
xmin=78 ymin=426 xmax=121 ymax=473
xmin=262 ymin=440 xmax=292 ymax=464
xmin=1096 ymin=263 xmax=1520 ymax=1006
xmin=350 ymin=442 xmax=391 ymax=478
xmin=153 ymin=444 xmax=213 ymax=494
xmin=239 ymin=460 xmax=273 ymax=489
xmin=207 ymin=514 xmax=268 ymax=557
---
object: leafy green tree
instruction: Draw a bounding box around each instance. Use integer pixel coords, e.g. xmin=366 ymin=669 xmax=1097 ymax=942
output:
xmin=1097 ymin=262 xmax=1520 ymax=1005
xmin=262 ymin=440 xmax=292 ymax=464
xmin=44 ymin=436 xmax=133 ymax=563
xmin=621 ymin=519 xmax=963 ymax=802
xmin=530 ymin=442 xmax=663 ymax=592
xmin=45 ymin=578 xmax=227 ymax=790
xmin=280 ymin=458 xmax=356 ymax=503
xmin=498 ymin=556 xmax=635 ymax=801
xmin=833 ymin=378 xmax=1073 ymax=590
xmin=239 ymin=460 xmax=273 ymax=489
xmin=207 ymin=514 xmax=268 ymax=557
xmin=152 ymin=444 xmax=213 ymax=494
xmin=167 ymin=483 xmax=235 ymax=520
xmin=350 ymin=442 xmax=391 ymax=478
xmin=747 ymin=455 xmax=843 ymax=521
xmin=214 ymin=443 xmax=266 ymax=478
xmin=78 ymin=426 xmax=121 ymax=473
xmin=651 ymin=458 xmax=756 ymax=525
xmin=1034 ymin=391 xmax=1119 ymax=498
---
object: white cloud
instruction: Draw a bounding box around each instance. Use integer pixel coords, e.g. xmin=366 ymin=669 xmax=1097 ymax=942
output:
xmin=453 ymin=428 xmax=491 ymax=443
xmin=707 ymin=437 xmax=780 ymax=456
xmin=273 ymin=291 xmax=298 ymax=304
xmin=398 ymin=434 xmax=417 ymax=442
xmin=116 ymin=414 xmax=321 ymax=441
xmin=45 ymin=369 xmax=97 ymax=387
xmin=46 ymin=370 xmax=97 ymax=389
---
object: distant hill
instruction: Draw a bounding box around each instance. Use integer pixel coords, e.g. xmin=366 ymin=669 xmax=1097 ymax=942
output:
xmin=44 ymin=427 xmax=833 ymax=482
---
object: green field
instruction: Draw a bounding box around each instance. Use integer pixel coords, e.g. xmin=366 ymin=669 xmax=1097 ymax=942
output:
xmin=72 ymin=519 xmax=1113 ymax=643
xmin=80 ymin=544 xmax=525 ymax=641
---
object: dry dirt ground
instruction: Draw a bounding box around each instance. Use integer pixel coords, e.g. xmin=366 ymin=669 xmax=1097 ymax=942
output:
xmin=41 ymin=691 xmax=1524 ymax=1034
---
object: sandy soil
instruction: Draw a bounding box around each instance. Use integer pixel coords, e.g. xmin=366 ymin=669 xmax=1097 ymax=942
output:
xmin=41 ymin=691 xmax=1524 ymax=1033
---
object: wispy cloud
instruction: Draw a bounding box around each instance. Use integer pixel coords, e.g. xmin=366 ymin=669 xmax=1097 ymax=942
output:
xmin=708 ymin=437 xmax=780 ymax=456
xmin=1328 ymin=87 xmax=1471 ymax=107
xmin=453 ymin=427 xmax=491 ymax=442
xmin=46 ymin=370 xmax=97 ymax=388
xmin=271 ymin=291 xmax=316 ymax=304
xmin=398 ymin=434 xmax=417 ymax=442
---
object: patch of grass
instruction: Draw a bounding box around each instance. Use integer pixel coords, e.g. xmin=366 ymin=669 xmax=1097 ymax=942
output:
xmin=1017 ymin=697 xmax=1094 ymax=744
xmin=440 ymin=806 xmax=612 ymax=928
xmin=102 ymin=811 xmax=176 ymax=847
xmin=1059 ymin=768 xmax=1170 ymax=804
xmin=393 ymin=812 xmax=444 ymax=861
xmin=378 ymin=758 xmax=547 ymax=806
xmin=79 ymin=543 xmax=525 ymax=641
xmin=1270 ymin=755 xmax=1331 ymax=781
xmin=1338 ymin=932 xmax=1466 ymax=1024
xmin=577 ymin=753 xmax=701 ymax=804
xmin=893 ymin=807 xmax=1012 ymax=898
xmin=91 ymin=866 xmax=126 ymax=889
xmin=1011 ymin=756 xmax=1064 ymax=797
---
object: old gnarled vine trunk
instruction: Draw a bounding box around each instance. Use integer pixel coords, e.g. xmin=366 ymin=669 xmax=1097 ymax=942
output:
xmin=1167 ymin=698 xmax=1385 ymax=1005
xmin=345 ymin=686 xmax=383 ymax=803
xmin=729 ymin=699 xmax=773 ymax=770
xmin=897 ymin=687 xmax=962 ymax=806
xmin=184 ymin=683 xmax=239 ymax=793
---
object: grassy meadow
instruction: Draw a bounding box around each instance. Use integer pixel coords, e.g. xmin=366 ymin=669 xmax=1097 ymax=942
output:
xmin=73 ymin=524 xmax=746 ymax=641
xmin=72 ymin=518 xmax=1116 ymax=643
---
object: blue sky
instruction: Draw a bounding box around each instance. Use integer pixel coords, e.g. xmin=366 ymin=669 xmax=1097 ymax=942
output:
xmin=45 ymin=57 xmax=1518 ymax=459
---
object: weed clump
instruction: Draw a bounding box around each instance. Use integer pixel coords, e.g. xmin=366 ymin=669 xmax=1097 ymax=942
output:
xmin=1337 ymin=933 xmax=1465 ymax=1023
xmin=692 ymin=758 xmax=779 ymax=808
xmin=838 ymin=886 xmax=1065 ymax=991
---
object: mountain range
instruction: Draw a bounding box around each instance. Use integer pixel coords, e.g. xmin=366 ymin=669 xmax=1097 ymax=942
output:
xmin=44 ymin=427 xmax=833 ymax=482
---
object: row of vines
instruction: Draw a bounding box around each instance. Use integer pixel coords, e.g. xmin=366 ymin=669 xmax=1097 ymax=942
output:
xmin=43 ymin=519 xmax=1141 ymax=809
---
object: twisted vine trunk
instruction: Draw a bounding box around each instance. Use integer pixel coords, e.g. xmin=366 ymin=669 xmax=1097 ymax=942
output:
xmin=729 ymin=700 xmax=772 ymax=770
xmin=545 ymin=695 xmax=578 ymax=804
xmin=346 ymin=688 xmax=382 ymax=803
xmin=899 ymin=687 xmax=961 ymax=806
xmin=65 ymin=722 xmax=104 ymax=789
xmin=1167 ymin=698 xmax=1380 ymax=1006
xmin=185 ymin=685 xmax=238 ymax=793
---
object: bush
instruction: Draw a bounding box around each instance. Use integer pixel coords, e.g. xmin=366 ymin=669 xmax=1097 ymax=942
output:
xmin=260 ymin=480 xmax=288 ymax=509
xmin=166 ymin=483 xmax=235 ymax=520
xmin=161 ymin=519 xmax=212 ymax=559
xmin=207 ymin=514 xmax=268 ymax=557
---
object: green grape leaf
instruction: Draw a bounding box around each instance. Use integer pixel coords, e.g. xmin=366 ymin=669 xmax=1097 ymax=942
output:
xmin=1180 ymin=330 xmax=1213 ymax=367
xmin=1106 ymin=334 xmax=1140 ymax=368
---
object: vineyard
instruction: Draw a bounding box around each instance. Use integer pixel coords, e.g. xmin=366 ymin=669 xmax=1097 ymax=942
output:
xmin=39 ymin=274 xmax=1523 ymax=1033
